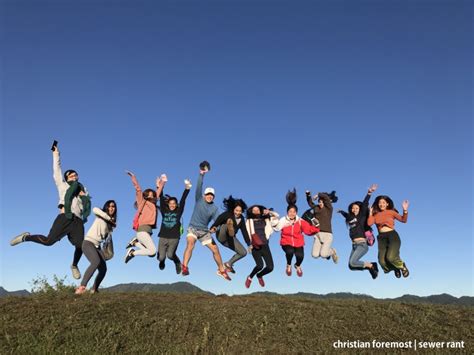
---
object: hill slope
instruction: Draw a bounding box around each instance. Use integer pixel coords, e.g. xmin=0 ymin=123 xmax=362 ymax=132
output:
xmin=1 ymin=293 xmax=472 ymax=354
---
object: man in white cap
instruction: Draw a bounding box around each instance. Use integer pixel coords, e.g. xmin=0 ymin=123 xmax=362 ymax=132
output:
xmin=181 ymin=162 xmax=231 ymax=280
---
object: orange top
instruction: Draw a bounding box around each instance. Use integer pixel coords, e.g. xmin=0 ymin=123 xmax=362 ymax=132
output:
xmin=367 ymin=210 xmax=407 ymax=231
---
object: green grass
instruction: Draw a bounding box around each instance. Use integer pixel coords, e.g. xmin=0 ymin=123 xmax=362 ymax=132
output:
xmin=1 ymin=293 xmax=472 ymax=354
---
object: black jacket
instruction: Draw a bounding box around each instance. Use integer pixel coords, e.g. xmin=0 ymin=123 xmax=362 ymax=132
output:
xmin=158 ymin=189 xmax=190 ymax=239
xmin=338 ymin=194 xmax=371 ymax=240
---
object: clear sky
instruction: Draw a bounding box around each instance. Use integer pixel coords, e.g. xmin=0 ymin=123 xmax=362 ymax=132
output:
xmin=1 ymin=0 xmax=472 ymax=298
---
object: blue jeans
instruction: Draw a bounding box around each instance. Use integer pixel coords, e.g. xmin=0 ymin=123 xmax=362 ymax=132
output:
xmin=348 ymin=241 xmax=368 ymax=270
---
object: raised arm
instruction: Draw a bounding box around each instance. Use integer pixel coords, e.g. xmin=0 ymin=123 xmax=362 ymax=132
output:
xmin=362 ymin=184 xmax=377 ymax=213
xmin=195 ymin=172 xmax=204 ymax=201
xmin=155 ymin=175 xmax=165 ymax=201
xmin=178 ymin=179 xmax=192 ymax=215
xmin=52 ymin=148 xmax=63 ymax=186
xmin=126 ymin=171 xmax=143 ymax=205
xmin=305 ymin=190 xmax=316 ymax=208
xmin=393 ymin=200 xmax=409 ymax=223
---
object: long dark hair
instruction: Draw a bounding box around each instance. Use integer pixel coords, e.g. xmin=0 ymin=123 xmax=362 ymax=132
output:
xmin=246 ymin=205 xmax=268 ymax=219
xmin=371 ymin=195 xmax=398 ymax=214
xmin=102 ymin=200 xmax=117 ymax=222
xmin=223 ymin=195 xmax=248 ymax=213
xmin=286 ymin=188 xmax=298 ymax=212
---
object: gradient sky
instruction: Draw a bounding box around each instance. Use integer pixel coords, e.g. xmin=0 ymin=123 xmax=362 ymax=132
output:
xmin=1 ymin=0 xmax=472 ymax=298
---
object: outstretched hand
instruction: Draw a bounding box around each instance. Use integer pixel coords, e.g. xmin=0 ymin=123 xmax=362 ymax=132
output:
xmin=368 ymin=184 xmax=378 ymax=194
xmin=184 ymin=179 xmax=192 ymax=190
xmin=402 ymin=200 xmax=409 ymax=211
xmin=125 ymin=170 xmax=135 ymax=177
xmin=369 ymin=207 xmax=374 ymax=215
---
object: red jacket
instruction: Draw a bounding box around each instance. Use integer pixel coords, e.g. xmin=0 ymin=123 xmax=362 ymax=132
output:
xmin=278 ymin=216 xmax=319 ymax=247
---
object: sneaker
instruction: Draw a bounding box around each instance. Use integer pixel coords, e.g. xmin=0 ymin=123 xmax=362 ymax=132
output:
xmin=124 ymin=248 xmax=135 ymax=264
xmin=10 ymin=232 xmax=29 ymax=246
xmin=181 ymin=264 xmax=189 ymax=276
xmin=257 ymin=277 xmax=265 ymax=287
xmin=175 ymin=262 xmax=182 ymax=274
xmin=90 ymin=288 xmax=99 ymax=294
xmin=159 ymin=260 xmax=165 ymax=270
xmin=394 ymin=269 xmax=401 ymax=278
xmin=224 ymin=262 xmax=236 ymax=274
xmin=295 ymin=265 xmax=303 ymax=277
xmin=71 ymin=265 xmax=81 ymax=279
xmin=75 ymin=285 xmax=86 ymax=295
xmin=226 ymin=219 xmax=235 ymax=237
xmin=368 ymin=262 xmax=379 ymax=280
xmin=286 ymin=265 xmax=292 ymax=276
xmin=245 ymin=277 xmax=252 ymax=288
xmin=331 ymin=249 xmax=339 ymax=264
xmin=217 ymin=269 xmax=231 ymax=281
xmin=126 ymin=237 xmax=138 ymax=249
xmin=401 ymin=263 xmax=410 ymax=278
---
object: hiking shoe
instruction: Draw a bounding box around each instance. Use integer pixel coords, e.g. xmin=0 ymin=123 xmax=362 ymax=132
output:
xmin=368 ymin=262 xmax=379 ymax=280
xmin=295 ymin=265 xmax=303 ymax=277
xmin=331 ymin=249 xmax=339 ymax=264
xmin=245 ymin=277 xmax=252 ymax=288
xmin=10 ymin=232 xmax=29 ymax=246
xmin=286 ymin=265 xmax=292 ymax=276
xmin=257 ymin=277 xmax=265 ymax=287
xmin=401 ymin=263 xmax=410 ymax=278
xmin=159 ymin=260 xmax=165 ymax=270
xmin=124 ymin=248 xmax=135 ymax=264
xmin=75 ymin=285 xmax=86 ymax=295
xmin=175 ymin=262 xmax=182 ymax=274
xmin=394 ymin=269 xmax=401 ymax=278
xmin=226 ymin=219 xmax=235 ymax=237
xmin=71 ymin=265 xmax=81 ymax=279
xmin=181 ymin=264 xmax=189 ymax=276
xmin=224 ymin=262 xmax=236 ymax=274
xmin=126 ymin=237 xmax=138 ymax=249
xmin=217 ymin=269 xmax=231 ymax=281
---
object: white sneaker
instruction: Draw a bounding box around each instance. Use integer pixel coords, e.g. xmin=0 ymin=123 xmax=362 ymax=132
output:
xmin=10 ymin=232 xmax=29 ymax=246
xmin=332 ymin=249 xmax=339 ymax=264
xmin=71 ymin=265 xmax=81 ymax=279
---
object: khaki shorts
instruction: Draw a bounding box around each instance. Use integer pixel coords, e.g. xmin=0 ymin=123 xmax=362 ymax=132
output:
xmin=187 ymin=226 xmax=213 ymax=246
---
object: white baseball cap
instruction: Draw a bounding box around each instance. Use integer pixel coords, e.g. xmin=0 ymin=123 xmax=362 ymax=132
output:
xmin=204 ymin=187 xmax=215 ymax=196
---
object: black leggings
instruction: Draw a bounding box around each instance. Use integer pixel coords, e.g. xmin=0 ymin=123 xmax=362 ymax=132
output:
xmin=249 ymin=244 xmax=274 ymax=279
xmin=282 ymin=245 xmax=304 ymax=267
xmin=25 ymin=214 xmax=84 ymax=266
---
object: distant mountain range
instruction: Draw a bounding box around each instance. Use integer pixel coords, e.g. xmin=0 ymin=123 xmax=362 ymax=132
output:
xmin=1 ymin=284 xmax=472 ymax=306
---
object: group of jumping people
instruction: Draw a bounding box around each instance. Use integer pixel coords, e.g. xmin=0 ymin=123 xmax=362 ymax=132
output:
xmin=9 ymin=144 xmax=410 ymax=294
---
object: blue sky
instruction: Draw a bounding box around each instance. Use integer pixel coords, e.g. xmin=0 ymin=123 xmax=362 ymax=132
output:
xmin=1 ymin=0 xmax=472 ymax=298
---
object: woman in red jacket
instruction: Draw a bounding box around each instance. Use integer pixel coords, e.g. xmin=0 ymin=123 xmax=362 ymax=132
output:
xmin=276 ymin=189 xmax=319 ymax=277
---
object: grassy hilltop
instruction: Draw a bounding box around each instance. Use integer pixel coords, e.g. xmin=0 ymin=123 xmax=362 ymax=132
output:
xmin=1 ymin=292 xmax=472 ymax=354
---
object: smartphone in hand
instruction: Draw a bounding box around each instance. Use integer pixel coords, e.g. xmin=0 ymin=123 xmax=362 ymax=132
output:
xmin=51 ymin=140 xmax=58 ymax=151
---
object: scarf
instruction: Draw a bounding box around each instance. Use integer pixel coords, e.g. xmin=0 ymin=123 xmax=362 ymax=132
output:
xmin=64 ymin=181 xmax=91 ymax=222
